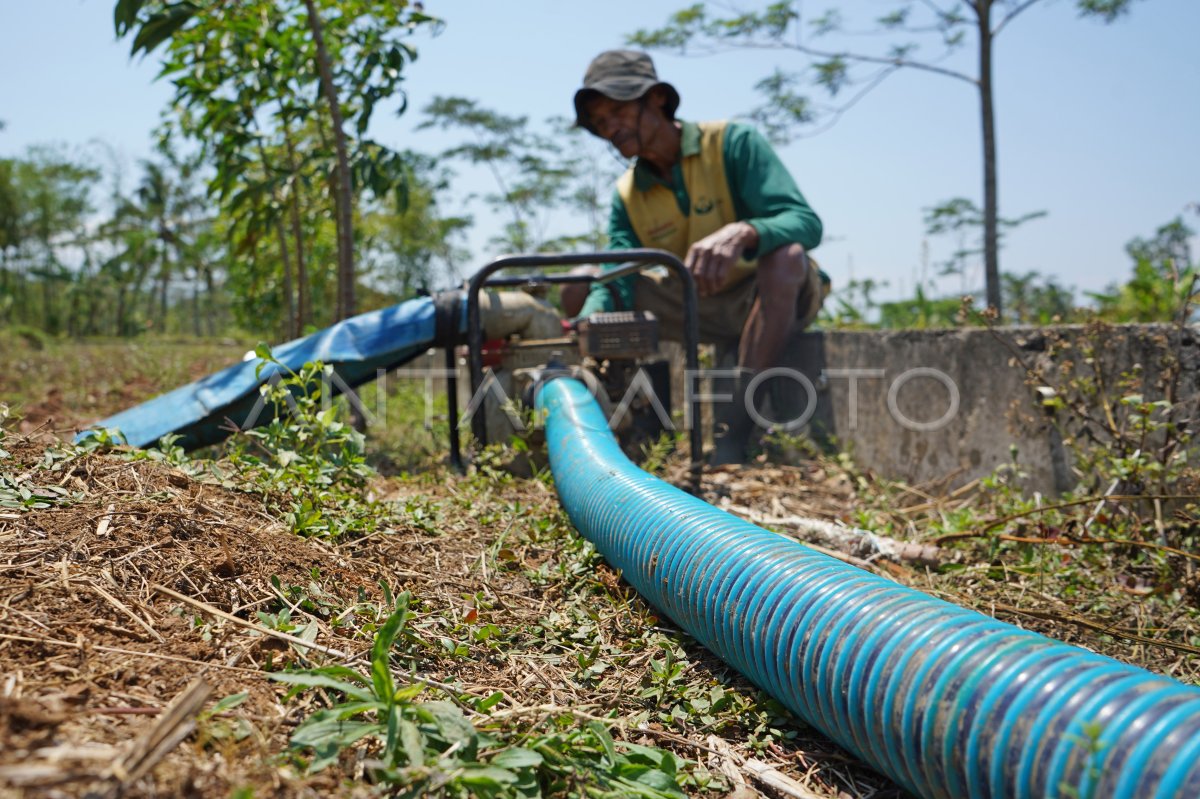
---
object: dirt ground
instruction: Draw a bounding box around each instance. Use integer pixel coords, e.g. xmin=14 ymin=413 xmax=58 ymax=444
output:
xmin=0 ymin=337 xmax=242 ymax=439
xmin=3 ymin=425 xmax=1199 ymax=797
xmin=1 ymin=437 xmax=365 ymax=796
xmin=3 ymin=336 xmax=1199 ymax=798
xmin=0 ymin=427 xmax=903 ymax=798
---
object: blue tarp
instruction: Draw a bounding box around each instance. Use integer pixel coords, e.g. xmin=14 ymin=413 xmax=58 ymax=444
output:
xmin=77 ymin=295 xmax=460 ymax=451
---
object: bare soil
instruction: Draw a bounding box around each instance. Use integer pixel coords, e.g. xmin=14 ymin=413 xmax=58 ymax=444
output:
xmin=1 ymin=385 xmax=1197 ymax=797
xmin=0 ymin=431 xmax=902 ymax=798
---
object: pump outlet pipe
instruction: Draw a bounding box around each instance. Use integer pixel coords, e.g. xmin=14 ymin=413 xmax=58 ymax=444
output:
xmin=537 ymin=376 xmax=1200 ymax=799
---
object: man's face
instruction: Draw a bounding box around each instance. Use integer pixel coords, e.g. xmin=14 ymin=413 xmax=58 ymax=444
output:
xmin=584 ymin=94 xmax=658 ymax=158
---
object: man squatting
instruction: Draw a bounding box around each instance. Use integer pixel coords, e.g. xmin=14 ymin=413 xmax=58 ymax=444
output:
xmin=565 ymin=50 xmax=827 ymax=464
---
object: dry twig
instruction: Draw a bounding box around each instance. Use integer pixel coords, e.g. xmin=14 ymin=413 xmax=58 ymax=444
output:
xmin=106 ymin=679 xmax=212 ymax=788
xmin=151 ymin=582 xmax=349 ymax=658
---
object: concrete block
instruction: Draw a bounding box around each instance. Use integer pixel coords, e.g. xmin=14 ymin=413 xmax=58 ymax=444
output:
xmin=773 ymin=323 xmax=1200 ymax=494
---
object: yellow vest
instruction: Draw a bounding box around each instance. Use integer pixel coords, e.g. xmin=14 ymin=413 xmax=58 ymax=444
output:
xmin=617 ymin=120 xmax=757 ymax=292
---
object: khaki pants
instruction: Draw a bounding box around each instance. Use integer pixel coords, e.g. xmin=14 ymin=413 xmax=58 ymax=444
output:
xmin=635 ymin=254 xmax=826 ymax=455
xmin=631 ymin=253 xmax=825 ymax=345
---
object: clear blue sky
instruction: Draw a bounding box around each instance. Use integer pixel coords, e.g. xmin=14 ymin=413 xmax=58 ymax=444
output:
xmin=2 ymin=0 xmax=1198 ymax=303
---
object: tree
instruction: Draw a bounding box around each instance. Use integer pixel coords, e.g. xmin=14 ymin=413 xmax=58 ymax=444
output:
xmin=419 ymin=99 xmax=618 ymax=254
xmin=922 ymin=196 xmax=1045 ymax=296
xmin=361 ymin=152 xmax=471 ymax=297
xmin=542 ymin=120 xmax=620 ymax=253
xmin=1002 ymin=271 xmax=1076 ymax=324
xmin=0 ymin=147 xmax=100 ymax=332
xmin=420 ymin=97 xmax=569 ymax=253
xmin=629 ymin=0 xmax=1142 ymax=316
xmin=0 ymin=159 xmax=22 ymax=316
xmin=101 ymin=160 xmax=173 ymax=334
xmin=1091 ymin=216 xmax=1197 ymax=323
xmin=73 ymin=142 xmax=222 ymax=338
xmin=114 ymin=0 xmax=439 ymax=320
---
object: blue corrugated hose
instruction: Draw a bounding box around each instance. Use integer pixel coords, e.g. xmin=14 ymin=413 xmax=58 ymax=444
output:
xmin=537 ymin=376 xmax=1200 ymax=799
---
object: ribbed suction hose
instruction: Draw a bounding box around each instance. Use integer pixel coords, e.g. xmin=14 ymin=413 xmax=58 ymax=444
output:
xmin=537 ymin=377 xmax=1200 ymax=799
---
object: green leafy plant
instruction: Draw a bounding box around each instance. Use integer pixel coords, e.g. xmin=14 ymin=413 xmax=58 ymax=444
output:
xmin=129 ymin=432 xmax=192 ymax=468
xmin=271 ymin=594 xmax=434 ymax=774
xmin=272 ymin=594 xmax=686 ymax=797
xmin=0 ymin=411 xmax=85 ymax=510
xmin=223 ymin=350 xmax=382 ymax=538
xmin=638 ymin=432 xmax=681 ymax=476
xmin=640 ymin=641 xmax=688 ymax=705
xmin=1058 ymin=720 xmax=1109 ymax=798
xmin=196 ymin=692 xmax=253 ymax=745
xmin=1019 ymin=329 xmax=1196 ymax=508
xmin=74 ymin=427 xmax=129 ymax=453
xmin=1090 ymin=217 xmax=1197 ymax=323
xmin=0 ymin=473 xmax=81 ymax=511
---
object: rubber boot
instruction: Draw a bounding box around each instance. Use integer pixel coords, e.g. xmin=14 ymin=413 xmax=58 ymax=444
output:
xmin=710 ymin=370 xmax=758 ymax=466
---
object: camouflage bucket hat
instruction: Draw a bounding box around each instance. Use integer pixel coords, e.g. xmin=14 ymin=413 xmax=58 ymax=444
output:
xmin=573 ymin=50 xmax=680 ymax=132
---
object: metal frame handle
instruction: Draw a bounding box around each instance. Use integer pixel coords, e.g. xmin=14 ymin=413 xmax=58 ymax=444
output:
xmin=460 ymin=249 xmax=702 ymax=469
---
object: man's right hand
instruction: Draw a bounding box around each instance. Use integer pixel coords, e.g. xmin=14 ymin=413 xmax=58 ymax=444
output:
xmin=684 ymin=221 xmax=759 ymax=296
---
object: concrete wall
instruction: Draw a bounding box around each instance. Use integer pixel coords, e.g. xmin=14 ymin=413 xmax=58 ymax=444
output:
xmin=421 ymin=321 xmax=1195 ymax=494
xmin=773 ymin=324 xmax=1199 ymax=494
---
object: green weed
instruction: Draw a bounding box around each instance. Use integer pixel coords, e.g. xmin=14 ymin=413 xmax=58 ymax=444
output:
xmin=196 ymin=692 xmax=254 ymax=746
xmin=220 ymin=351 xmax=386 ymax=539
xmin=272 ymin=594 xmax=686 ymax=797
xmin=0 ymin=472 xmax=81 ymax=511
xmin=0 ymin=409 xmax=85 ymax=510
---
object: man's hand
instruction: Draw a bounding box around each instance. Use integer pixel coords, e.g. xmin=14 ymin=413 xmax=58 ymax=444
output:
xmin=684 ymin=222 xmax=759 ymax=296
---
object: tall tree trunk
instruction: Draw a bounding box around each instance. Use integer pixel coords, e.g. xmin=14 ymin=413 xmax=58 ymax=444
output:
xmin=159 ymin=267 xmax=169 ymax=327
xmin=12 ymin=256 xmax=27 ymax=328
xmin=69 ymin=256 xmax=93 ymax=338
xmin=131 ymin=260 xmax=153 ymax=334
xmin=0 ymin=266 xmax=7 ymax=327
xmin=255 ymin=136 xmax=297 ymax=338
xmin=115 ymin=284 xmax=127 ymax=336
xmin=85 ymin=284 xmax=100 ymax=336
xmin=78 ymin=258 xmax=99 ymax=335
xmin=977 ymin=1 xmax=1002 ymax=315
xmin=148 ymin=268 xmax=159 ymax=327
xmin=154 ymin=232 xmax=169 ymax=330
xmin=157 ymin=218 xmax=171 ymax=329
xmin=191 ymin=268 xmax=201 ymax=337
xmin=41 ymin=272 xmax=53 ymax=334
xmin=67 ymin=280 xmax=80 ymax=338
xmin=282 ymin=123 xmax=311 ymax=333
xmin=303 ymin=0 xmax=355 ymax=321
xmin=203 ymin=264 xmax=216 ymax=336
xmin=277 ymin=220 xmax=295 ymax=339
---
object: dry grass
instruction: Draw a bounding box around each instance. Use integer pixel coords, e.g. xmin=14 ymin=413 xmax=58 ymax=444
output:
xmin=2 ymin=333 xmax=1198 ymax=797
xmin=0 ymin=429 xmax=903 ymax=798
xmin=0 ymin=336 xmax=246 ymax=438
